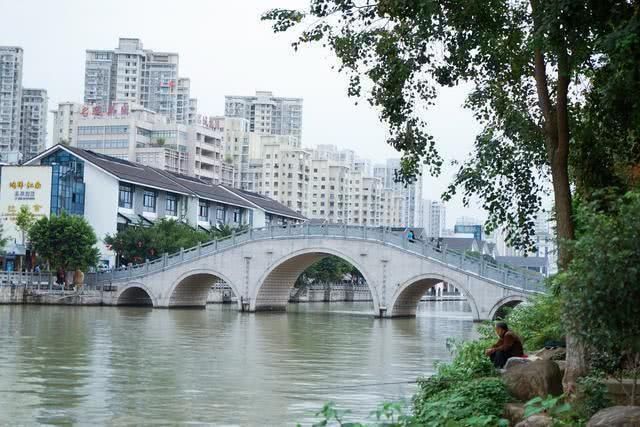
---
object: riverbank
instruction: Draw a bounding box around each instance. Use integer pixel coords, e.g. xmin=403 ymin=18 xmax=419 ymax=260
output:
xmin=0 ymin=285 xmax=118 ymax=305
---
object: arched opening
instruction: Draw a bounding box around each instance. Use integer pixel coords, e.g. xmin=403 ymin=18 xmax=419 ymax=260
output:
xmin=117 ymin=286 xmax=154 ymax=306
xmin=168 ymin=271 xmax=238 ymax=308
xmin=253 ymin=250 xmax=376 ymax=313
xmin=491 ymin=298 xmax=524 ymax=320
xmin=389 ymin=275 xmax=477 ymax=319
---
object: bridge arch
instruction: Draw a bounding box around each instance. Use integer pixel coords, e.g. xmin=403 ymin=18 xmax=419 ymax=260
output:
xmin=167 ymin=269 xmax=240 ymax=308
xmin=116 ymin=283 xmax=157 ymax=306
xmin=251 ymin=247 xmax=380 ymax=313
xmin=388 ymin=273 xmax=480 ymax=320
xmin=488 ymin=295 xmax=526 ymax=320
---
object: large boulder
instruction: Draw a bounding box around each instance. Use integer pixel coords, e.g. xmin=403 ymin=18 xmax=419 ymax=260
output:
xmin=515 ymin=415 xmax=553 ymax=427
xmin=530 ymin=347 xmax=566 ymax=361
xmin=503 ymin=360 xmax=563 ymax=401
xmin=587 ymin=406 xmax=640 ymax=426
xmin=505 ymin=357 xmax=531 ymax=371
xmin=503 ymin=403 xmax=525 ymax=425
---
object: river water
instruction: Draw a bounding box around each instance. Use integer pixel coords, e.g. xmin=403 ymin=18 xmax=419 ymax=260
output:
xmin=0 ymin=301 xmax=475 ymax=425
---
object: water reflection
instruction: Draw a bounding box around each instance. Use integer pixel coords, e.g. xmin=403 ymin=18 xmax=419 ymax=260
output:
xmin=0 ymin=301 xmax=474 ymax=425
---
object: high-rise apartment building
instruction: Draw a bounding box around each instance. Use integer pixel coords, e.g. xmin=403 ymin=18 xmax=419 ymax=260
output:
xmin=422 ymin=200 xmax=447 ymax=237
xmin=0 ymin=46 xmax=48 ymax=163
xmin=84 ymin=38 xmax=196 ymax=124
xmin=373 ymin=159 xmax=423 ymax=227
xmin=225 ymin=91 xmax=303 ymax=143
xmin=51 ymin=102 xmax=83 ymax=146
xmin=248 ymin=136 xmax=311 ymax=215
xmin=0 ymin=47 xmax=23 ymax=163
xmin=309 ymin=159 xmax=351 ymax=223
xmin=19 ymin=88 xmax=48 ymax=160
xmin=348 ymin=172 xmax=384 ymax=226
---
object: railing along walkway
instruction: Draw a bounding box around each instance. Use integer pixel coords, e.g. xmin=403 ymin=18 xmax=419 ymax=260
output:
xmin=93 ymin=224 xmax=546 ymax=294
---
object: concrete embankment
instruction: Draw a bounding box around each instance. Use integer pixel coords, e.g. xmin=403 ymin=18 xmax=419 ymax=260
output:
xmin=0 ymin=286 xmax=118 ymax=305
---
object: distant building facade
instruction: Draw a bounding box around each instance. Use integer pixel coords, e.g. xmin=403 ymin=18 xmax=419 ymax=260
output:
xmin=0 ymin=46 xmax=47 ymax=163
xmin=225 ymin=91 xmax=303 ymax=143
xmin=84 ymin=38 xmax=196 ymax=124
xmin=51 ymin=102 xmax=82 ymax=146
xmin=373 ymin=159 xmax=423 ymax=227
xmin=50 ymin=102 xmax=231 ymax=185
xmin=422 ymin=200 xmax=447 ymax=237
xmin=0 ymin=47 xmax=23 ymax=163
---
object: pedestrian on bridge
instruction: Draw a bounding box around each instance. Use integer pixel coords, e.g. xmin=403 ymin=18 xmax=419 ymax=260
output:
xmin=484 ymin=322 xmax=524 ymax=369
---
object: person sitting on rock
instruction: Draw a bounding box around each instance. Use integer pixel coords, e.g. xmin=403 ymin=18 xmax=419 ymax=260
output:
xmin=485 ymin=321 xmax=524 ymax=369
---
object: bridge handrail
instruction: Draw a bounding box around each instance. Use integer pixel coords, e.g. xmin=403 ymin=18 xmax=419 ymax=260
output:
xmin=98 ymin=224 xmax=546 ymax=293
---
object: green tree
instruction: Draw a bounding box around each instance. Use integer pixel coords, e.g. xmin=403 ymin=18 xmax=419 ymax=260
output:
xmin=104 ymin=219 xmax=247 ymax=266
xmin=15 ymin=205 xmax=36 ymax=245
xmin=0 ymin=223 xmax=8 ymax=253
xmin=105 ymin=219 xmax=209 ymax=265
xmin=28 ymin=212 xmax=99 ymax=272
xmin=263 ymin=0 xmax=640 ymax=390
xmin=557 ymin=190 xmax=640 ymax=404
xmin=210 ymin=223 xmax=244 ymax=240
xmin=296 ymin=256 xmax=358 ymax=287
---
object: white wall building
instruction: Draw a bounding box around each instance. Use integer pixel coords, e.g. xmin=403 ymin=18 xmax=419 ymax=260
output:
xmin=225 ymin=91 xmax=303 ymax=144
xmin=52 ymin=102 xmax=231 ymax=186
xmin=0 ymin=47 xmax=23 ymax=163
xmin=84 ymin=38 xmax=196 ymax=124
xmin=0 ymin=46 xmax=48 ymax=163
xmin=373 ymin=159 xmax=423 ymax=227
xmin=19 ymin=88 xmax=48 ymax=160
xmin=422 ymin=200 xmax=447 ymax=237
xmin=21 ymin=145 xmax=306 ymax=266
xmin=249 ymin=137 xmax=311 ymax=216
xmin=51 ymin=102 xmax=83 ymax=146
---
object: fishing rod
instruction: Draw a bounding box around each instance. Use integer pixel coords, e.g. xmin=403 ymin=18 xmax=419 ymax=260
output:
xmin=308 ymin=380 xmax=419 ymax=391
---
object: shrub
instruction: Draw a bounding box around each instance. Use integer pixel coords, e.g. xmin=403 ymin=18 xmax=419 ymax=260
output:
xmin=303 ymin=401 xmax=416 ymax=427
xmin=575 ymin=374 xmax=611 ymax=420
xmin=503 ymin=292 xmax=564 ymax=351
xmin=557 ymin=190 xmax=640 ymax=404
xmin=414 ymin=378 xmax=509 ymax=426
xmin=413 ymin=339 xmax=507 ymax=426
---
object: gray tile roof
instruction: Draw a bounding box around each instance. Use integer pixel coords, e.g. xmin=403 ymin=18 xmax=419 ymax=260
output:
xmin=156 ymin=170 xmax=254 ymax=209
xmin=222 ymin=186 xmax=307 ymax=221
xmin=63 ymin=146 xmax=193 ymax=195
xmin=30 ymin=145 xmax=303 ymax=220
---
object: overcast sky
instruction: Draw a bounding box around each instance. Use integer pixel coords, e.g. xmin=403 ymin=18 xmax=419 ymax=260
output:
xmin=0 ymin=0 xmax=488 ymax=226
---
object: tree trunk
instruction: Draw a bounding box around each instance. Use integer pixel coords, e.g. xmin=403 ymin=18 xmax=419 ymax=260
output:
xmin=530 ymin=22 xmax=587 ymax=393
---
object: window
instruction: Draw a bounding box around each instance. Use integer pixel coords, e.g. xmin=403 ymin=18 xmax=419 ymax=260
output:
xmin=199 ymin=201 xmax=209 ymax=220
xmin=216 ymin=207 xmax=225 ymax=222
xmin=119 ymin=184 xmax=133 ymax=209
xmin=143 ymin=190 xmax=156 ymax=212
xmin=105 ymin=125 xmax=128 ymax=134
xmin=166 ymin=194 xmax=177 ymax=216
xmin=233 ymin=209 xmax=240 ymax=223
xmin=78 ymin=126 xmax=105 ymax=135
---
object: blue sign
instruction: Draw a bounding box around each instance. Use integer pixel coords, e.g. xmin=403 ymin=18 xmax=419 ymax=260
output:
xmin=454 ymin=224 xmax=483 ymax=241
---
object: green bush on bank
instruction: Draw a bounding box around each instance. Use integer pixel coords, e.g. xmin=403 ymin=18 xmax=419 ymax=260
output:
xmin=412 ymin=339 xmax=509 ymax=426
xmin=414 ymin=377 xmax=509 ymax=426
xmin=495 ymin=291 xmax=564 ymax=352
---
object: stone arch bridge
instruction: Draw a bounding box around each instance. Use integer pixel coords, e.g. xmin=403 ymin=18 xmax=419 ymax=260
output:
xmin=95 ymin=225 xmax=545 ymax=321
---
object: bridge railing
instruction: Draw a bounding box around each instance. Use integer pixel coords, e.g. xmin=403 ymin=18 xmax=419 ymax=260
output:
xmin=96 ymin=224 xmax=546 ymax=293
xmin=0 ymin=271 xmax=55 ymax=289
